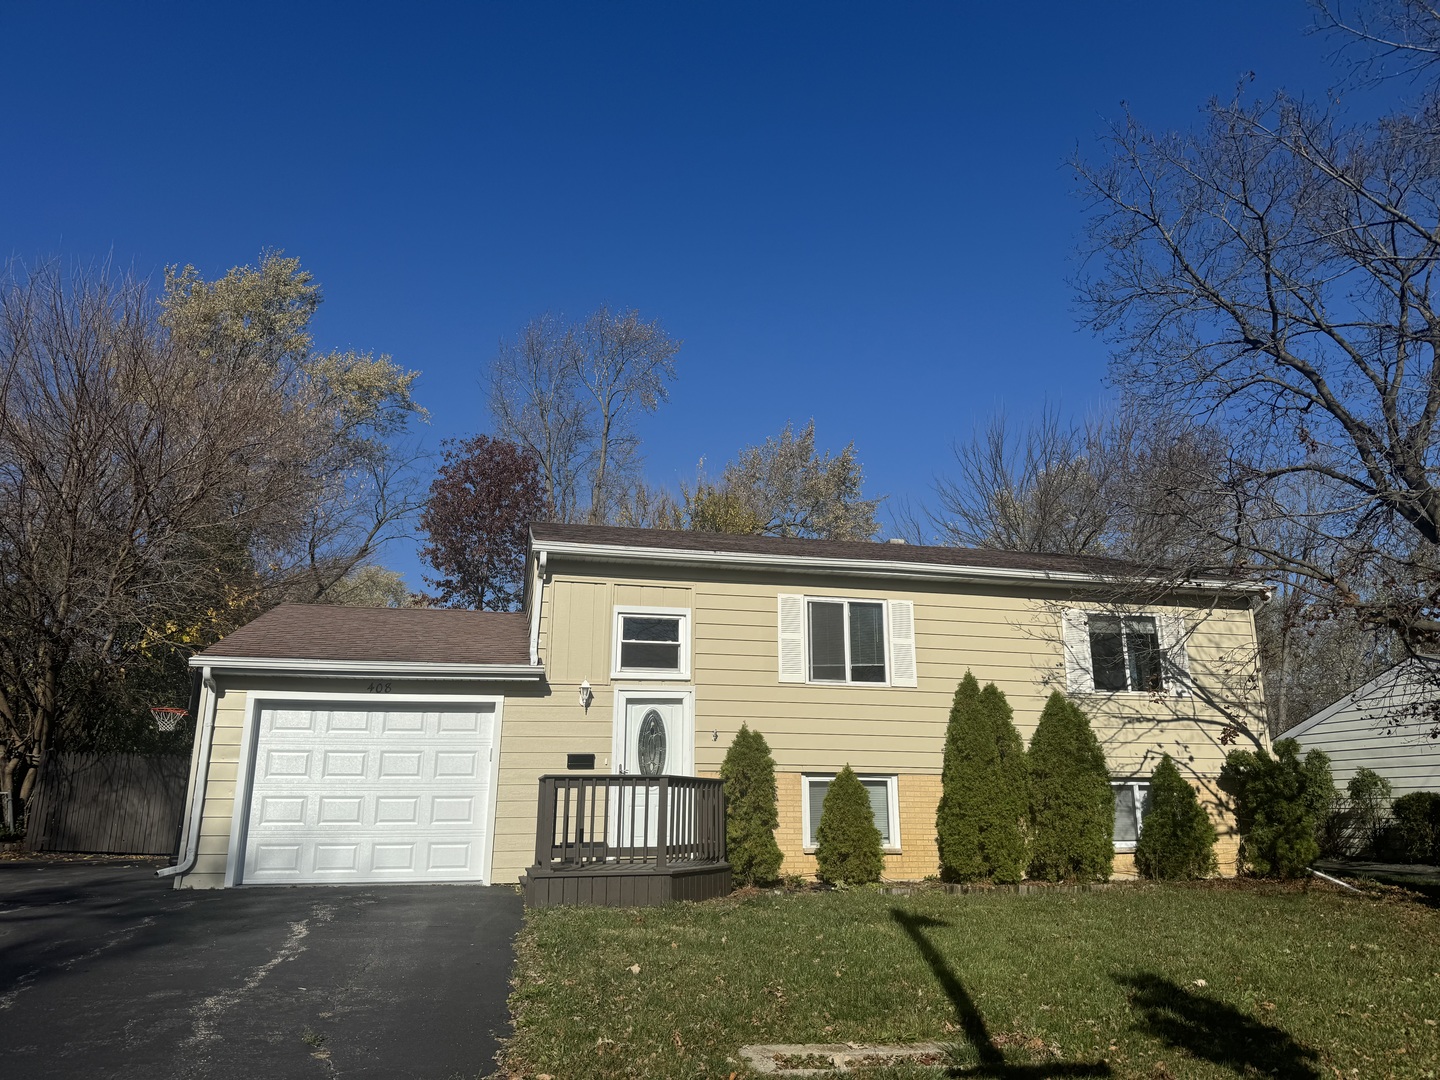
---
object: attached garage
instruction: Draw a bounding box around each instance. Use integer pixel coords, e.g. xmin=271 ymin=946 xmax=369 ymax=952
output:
xmin=240 ymin=697 xmax=501 ymax=885
xmin=163 ymin=605 xmax=545 ymax=889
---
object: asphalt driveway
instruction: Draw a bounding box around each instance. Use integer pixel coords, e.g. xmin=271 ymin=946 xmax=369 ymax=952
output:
xmin=0 ymin=861 xmax=523 ymax=1080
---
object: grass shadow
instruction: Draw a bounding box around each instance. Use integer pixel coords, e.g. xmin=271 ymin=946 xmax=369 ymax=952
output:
xmin=889 ymin=908 xmax=1111 ymax=1078
xmin=1113 ymin=972 xmax=1321 ymax=1079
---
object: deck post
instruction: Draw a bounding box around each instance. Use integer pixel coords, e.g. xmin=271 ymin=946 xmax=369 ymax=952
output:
xmin=655 ymin=778 xmax=669 ymax=869
xmin=535 ymin=776 xmax=557 ymax=866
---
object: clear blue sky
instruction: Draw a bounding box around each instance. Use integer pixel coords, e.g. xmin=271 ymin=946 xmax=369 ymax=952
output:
xmin=2 ymin=2 xmax=1346 ymax=588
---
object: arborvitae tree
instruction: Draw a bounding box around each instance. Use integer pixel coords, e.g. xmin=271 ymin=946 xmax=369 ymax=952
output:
xmin=720 ymin=724 xmax=784 ymax=886
xmin=935 ymin=672 xmax=1029 ymax=884
xmin=936 ymin=672 xmax=984 ymax=880
xmin=1134 ymin=754 xmax=1217 ymax=880
xmin=1220 ymin=738 xmax=1333 ymax=878
xmin=815 ymin=765 xmax=884 ymax=885
xmin=1028 ymin=693 xmax=1114 ymax=882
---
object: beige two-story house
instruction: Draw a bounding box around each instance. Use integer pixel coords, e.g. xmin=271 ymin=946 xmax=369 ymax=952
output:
xmin=164 ymin=524 xmax=1269 ymax=892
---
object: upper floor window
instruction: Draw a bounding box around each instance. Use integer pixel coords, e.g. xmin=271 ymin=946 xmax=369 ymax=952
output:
xmin=808 ymin=599 xmax=886 ymax=683
xmin=777 ymin=595 xmax=918 ymax=688
xmin=1061 ymin=609 xmax=1189 ymax=697
xmin=613 ymin=607 xmax=690 ymax=679
xmin=1089 ymin=615 xmax=1164 ymax=693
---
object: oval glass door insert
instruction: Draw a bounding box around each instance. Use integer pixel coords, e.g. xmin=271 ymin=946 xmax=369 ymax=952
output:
xmin=637 ymin=708 xmax=667 ymax=776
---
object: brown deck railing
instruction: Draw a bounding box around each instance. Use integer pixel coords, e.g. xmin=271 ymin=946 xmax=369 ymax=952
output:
xmin=533 ymin=775 xmax=726 ymax=870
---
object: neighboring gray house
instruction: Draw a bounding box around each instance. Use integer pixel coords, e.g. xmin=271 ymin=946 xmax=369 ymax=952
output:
xmin=1288 ymin=656 xmax=1440 ymax=800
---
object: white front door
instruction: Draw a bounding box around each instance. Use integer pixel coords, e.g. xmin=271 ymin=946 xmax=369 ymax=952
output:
xmin=617 ymin=696 xmax=690 ymax=777
xmin=611 ymin=691 xmax=693 ymax=849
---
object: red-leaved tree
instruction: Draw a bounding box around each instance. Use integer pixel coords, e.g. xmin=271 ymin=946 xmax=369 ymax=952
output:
xmin=419 ymin=436 xmax=548 ymax=611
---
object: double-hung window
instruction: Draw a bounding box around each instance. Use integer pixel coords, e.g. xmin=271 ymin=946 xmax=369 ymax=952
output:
xmin=612 ymin=607 xmax=690 ymax=679
xmin=1111 ymin=780 xmax=1150 ymax=850
xmin=1062 ymin=610 xmax=1186 ymax=695
xmin=808 ymin=599 xmax=887 ymax=683
xmin=802 ymin=774 xmax=900 ymax=850
xmin=777 ymin=595 xmax=917 ymax=687
xmin=1088 ymin=615 xmax=1165 ymax=692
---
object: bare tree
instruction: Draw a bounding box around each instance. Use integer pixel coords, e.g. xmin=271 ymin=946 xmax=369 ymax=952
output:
xmin=488 ymin=307 xmax=681 ymax=524
xmin=935 ymin=404 xmax=1238 ymax=568
xmin=574 ymin=308 xmax=682 ymax=523
xmin=934 ymin=407 xmax=1120 ymax=555
xmin=488 ymin=317 xmax=589 ymax=521
xmin=1312 ymin=0 xmax=1440 ymax=81
xmin=1073 ymin=47 xmax=1440 ymax=647
xmin=0 ymin=256 xmax=425 ymax=817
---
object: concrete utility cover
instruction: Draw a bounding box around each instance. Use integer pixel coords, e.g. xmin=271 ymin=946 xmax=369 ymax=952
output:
xmin=740 ymin=1042 xmax=953 ymax=1075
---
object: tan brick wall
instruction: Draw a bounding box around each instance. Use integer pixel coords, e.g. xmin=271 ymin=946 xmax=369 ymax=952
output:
xmin=775 ymin=771 xmax=944 ymax=881
xmin=772 ymin=770 xmax=1240 ymax=882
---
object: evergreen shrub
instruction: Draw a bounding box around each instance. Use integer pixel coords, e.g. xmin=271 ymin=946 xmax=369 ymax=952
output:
xmin=935 ymin=672 xmax=1028 ymax=884
xmin=1133 ymin=754 xmax=1217 ymax=880
xmin=1391 ymin=791 xmax=1440 ymax=864
xmin=815 ymin=764 xmax=884 ymax=885
xmin=1220 ymin=738 xmax=1333 ymax=878
xmin=1028 ymin=692 xmax=1114 ymax=882
xmin=720 ymin=723 xmax=784 ymax=886
xmin=1322 ymin=768 xmax=1393 ymax=858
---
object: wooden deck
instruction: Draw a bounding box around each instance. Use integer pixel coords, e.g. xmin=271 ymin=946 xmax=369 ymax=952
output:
xmin=523 ymin=774 xmax=732 ymax=908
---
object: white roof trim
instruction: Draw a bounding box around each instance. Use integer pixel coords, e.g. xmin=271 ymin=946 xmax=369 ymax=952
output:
xmin=1286 ymin=655 xmax=1440 ymax=740
xmin=188 ymin=656 xmax=545 ymax=680
xmin=530 ymin=537 xmax=1269 ymax=595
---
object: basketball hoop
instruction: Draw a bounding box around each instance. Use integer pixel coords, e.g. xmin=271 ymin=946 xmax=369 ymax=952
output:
xmin=149 ymin=706 xmax=189 ymax=732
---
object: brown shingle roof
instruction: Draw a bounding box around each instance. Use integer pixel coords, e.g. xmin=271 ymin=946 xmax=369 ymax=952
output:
xmin=196 ymin=604 xmax=531 ymax=665
xmin=529 ymin=522 xmax=1184 ymax=581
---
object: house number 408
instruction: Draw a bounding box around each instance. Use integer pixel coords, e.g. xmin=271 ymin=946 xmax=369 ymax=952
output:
xmin=366 ymin=681 xmax=393 ymax=693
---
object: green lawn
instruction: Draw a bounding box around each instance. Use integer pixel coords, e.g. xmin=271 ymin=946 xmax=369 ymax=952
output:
xmin=498 ymin=882 xmax=1440 ymax=1079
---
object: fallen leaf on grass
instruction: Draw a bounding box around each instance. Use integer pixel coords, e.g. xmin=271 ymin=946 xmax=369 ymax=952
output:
xmin=1192 ymin=979 xmax=1207 ymax=988
xmin=628 ymin=964 xmax=641 ymax=975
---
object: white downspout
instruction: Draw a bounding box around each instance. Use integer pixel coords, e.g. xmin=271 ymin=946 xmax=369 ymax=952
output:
xmin=529 ymin=551 xmax=547 ymax=667
xmin=157 ymin=665 xmax=218 ymax=881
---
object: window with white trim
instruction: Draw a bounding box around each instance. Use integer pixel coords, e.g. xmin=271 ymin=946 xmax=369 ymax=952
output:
xmin=809 ymin=599 xmax=886 ymax=683
xmin=777 ymin=595 xmax=917 ymax=687
xmin=801 ymin=774 xmax=900 ymax=850
xmin=1062 ymin=609 xmax=1188 ymax=696
xmin=612 ymin=607 xmax=690 ymax=678
xmin=1090 ymin=616 xmax=1164 ymax=692
xmin=1112 ymin=780 xmax=1150 ymax=850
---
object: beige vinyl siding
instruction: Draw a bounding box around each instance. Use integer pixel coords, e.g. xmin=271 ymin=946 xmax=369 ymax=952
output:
xmin=535 ymin=562 xmax=1267 ymax=778
xmin=529 ymin=560 xmax=1263 ymax=878
xmin=1290 ymin=664 xmax=1440 ymax=800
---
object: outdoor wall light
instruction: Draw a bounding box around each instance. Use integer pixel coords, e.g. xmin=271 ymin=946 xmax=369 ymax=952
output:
xmin=578 ymin=680 xmax=593 ymax=711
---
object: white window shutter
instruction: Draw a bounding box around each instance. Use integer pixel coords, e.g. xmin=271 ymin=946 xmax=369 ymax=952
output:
xmin=888 ymin=599 xmax=917 ymax=687
xmin=1061 ymin=609 xmax=1093 ymax=694
xmin=778 ymin=594 xmax=806 ymax=682
xmin=1157 ymin=612 xmax=1193 ymax=696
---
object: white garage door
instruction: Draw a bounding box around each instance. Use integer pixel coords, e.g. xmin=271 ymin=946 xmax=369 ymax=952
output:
xmin=241 ymin=701 xmax=497 ymax=885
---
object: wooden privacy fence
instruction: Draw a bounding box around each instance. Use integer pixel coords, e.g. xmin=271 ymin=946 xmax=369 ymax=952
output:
xmin=26 ymin=753 xmax=190 ymax=855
